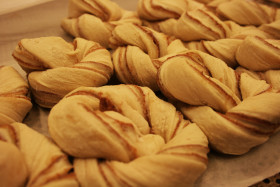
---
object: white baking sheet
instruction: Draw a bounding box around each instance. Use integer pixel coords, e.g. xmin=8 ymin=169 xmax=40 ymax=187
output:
xmin=0 ymin=0 xmax=279 ymax=186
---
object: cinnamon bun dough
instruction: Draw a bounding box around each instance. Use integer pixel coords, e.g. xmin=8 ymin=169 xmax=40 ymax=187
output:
xmin=137 ymin=0 xmax=204 ymax=21
xmin=61 ymin=0 xmax=142 ymax=48
xmin=48 ymin=84 xmax=209 ymax=186
xmin=138 ymin=0 xmax=280 ymax=43
xmin=173 ymin=8 xmax=231 ymax=41
xmin=0 ymin=66 xmax=32 ymax=125
xmin=0 ymin=141 xmax=28 ymax=187
xmin=158 ymin=50 xmax=241 ymax=113
xmin=225 ymin=20 xmax=274 ymax=39
xmin=235 ymin=66 xmax=280 ymax=91
xmin=13 ymin=37 xmax=113 ymax=108
xmin=110 ymin=23 xmax=185 ymax=90
xmin=67 ymin=0 xmax=122 ymax=20
xmin=259 ymin=20 xmax=280 ymax=39
xmin=158 ymin=49 xmax=280 ymax=154
xmin=109 ymin=22 xmax=279 ymax=93
xmin=216 ymin=0 xmax=280 ymax=26
xmin=236 ymin=36 xmax=280 ymax=71
xmin=74 ymin=123 xmax=208 ymax=187
xmin=137 ymin=0 xmax=233 ymax=41
xmin=179 ymin=92 xmax=280 ymax=155
xmin=184 ymin=38 xmax=242 ymax=67
xmin=0 ymin=122 xmax=79 ymax=187
xmin=184 ymin=34 xmax=280 ymax=69
xmin=142 ymin=7 xmax=231 ymax=42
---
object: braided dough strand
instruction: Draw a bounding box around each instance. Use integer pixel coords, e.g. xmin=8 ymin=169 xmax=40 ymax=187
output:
xmin=17 ymin=123 xmax=78 ymax=187
xmin=184 ymin=35 xmax=280 ymax=70
xmin=62 ymin=0 xmax=142 ymax=48
xmin=184 ymin=38 xmax=242 ymax=67
xmin=48 ymin=84 xmax=208 ymax=187
xmin=0 ymin=66 xmax=32 ymax=125
xmin=174 ymin=8 xmax=231 ymax=41
xmin=158 ymin=48 xmax=280 ymax=154
xmin=259 ymin=20 xmax=280 ymax=39
xmin=0 ymin=141 xmax=28 ymax=187
xmin=216 ymin=0 xmax=280 ymax=25
xmin=0 ymin=122 xmax=79 ymax=187
xmin=74 ymin=123 xmax=208 ymax=187
xmin=137 ymin=0 xmax=204 ymax=21
xmin=13 ymin=37 xmax=113 ymax=108
xmin=236 ymin=36 xmax=280 ymax=71
xmin=180 ymin=92 xmax=280 ymax=155
xmin=14 ymin=123 xmax=79 ymax=187
xmin=48 ymin=85 xmax=194 ymax=159
xmin=61 ymin=11 xmax=141 ymax=48
xmin=68 ymin=0 xmax=123 ymax=21
xmin=157 ymin=50 xmax=241 ymax=113
xmin=110 ymin=23 xmax=173 ymax=90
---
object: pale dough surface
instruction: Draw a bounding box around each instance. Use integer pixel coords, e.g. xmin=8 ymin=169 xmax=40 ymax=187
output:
xmin=0 ymin=0 xmax=280 ymax=186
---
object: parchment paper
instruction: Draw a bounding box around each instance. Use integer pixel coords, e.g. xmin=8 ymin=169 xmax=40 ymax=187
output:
xmin=0 ymin=0 xmax=279 ymax=186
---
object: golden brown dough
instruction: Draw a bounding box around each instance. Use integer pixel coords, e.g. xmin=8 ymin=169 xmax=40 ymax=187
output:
xmin=2 ymin=123 xmax=79 ymax=187
xmin=236 ymin=36 xmax=280 ymax=71
xmin=173 ymin=8 xmax=231 ymax=41
xmin=262 ymin=70 xmax=280 ymax=90
xmin=0 ymin=141 xmax=28 ymax=187
xmin=138 ymin=0 xmax=280 ymax=42
xmin=137 ymin=0 xmax=204 ymax=21
xmin=180 ymin=92 xmax=280 ymax=155
xmin=48 ymin=84 xmax=209 ymax=187
xmin=48 ymin=85 xmax=191 ymax=158
xmin=158 ymin=50 xmax=241 ymax=113
xmin=13 ymin=37 xmax=113 ymax=108
xmin=158 ymin=49 xmax=280 ymax=154
xmin=61 ymin=11 xmax=141 ymax=48
xmin=225 ymin=20 xmax=274 ymax=39
xmin=184 ymin=38 xmax=242 ymax=67
xmin=137 ymin=0 xmax=239 ymax=42
xmin=183 ymin=33 xmax=280 ymax=69
xmin=62 ymin=0 xmax=141 ymax=48
xmin=110 ymin=23 xmax=184 ymax=90
xmin=236 ymin=66 xmax=280 ymax=91
xmin=111 ymin=22 xmax=279 ymax=92
xmin=68 ymin=0 xmax=123 ymax=20
xmin=216 ymin=0 xmax=280 ymax=25
xmin=74 ymin=124 xmax=208 ymax=187
xmin=259 ymin=20 xmax=280 ymax=39
xmin=0 ymin=66 xmax=32 ymax=125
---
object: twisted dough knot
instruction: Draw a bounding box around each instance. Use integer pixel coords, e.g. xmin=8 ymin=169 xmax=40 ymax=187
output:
xmin=12 ymin=37 xmax=113 ymax=108
xmin=143 ymin=8 xmax=231 ymax=41
xmin=184 ymin=38 xmax=243 ymax=68
xmin=48 ymin=84 xmax=209 ymax=187
xmin=61 ymin=0 xmax=142 ymax=48
xmin=236 ymin=36 xmax=280 ymax=71
xmin=216 ymin=0 xmax=280 ymax=26
xmin=224 ymin=20 xmax=279 ymax=39
xmin=184 ymin=36 xmax=280 ymax=69
xmin=110 ymin=23 xmax=187 ymax=90
xmin=0 ymin=141 xmax=28 ymax=187
xmin=174 ymin=8 xmax=231 ymax=41
xmin=236 ymin=66 xmax=280 ymax=91
xmin=157 ymin=49 xmax=280 ymax=155
xmin=0 ymin=123 xmax=79 ymax=187
xmin=137 ymin=0 xmax=233 ymax=41
xmin=68 ymin=0 xmax=123 ymax=21
xmin=137 ymin=0 xmax=204 ymax=21
xmin=259 ymin=20 xmax=280 ymax=39
xmin=138 ymin=0 xmax=280 ymax=42
xmin=0 ymin=66 xmax=32 ymax=125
